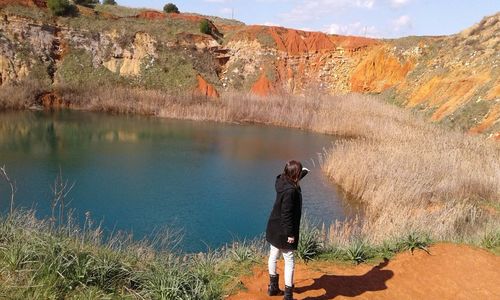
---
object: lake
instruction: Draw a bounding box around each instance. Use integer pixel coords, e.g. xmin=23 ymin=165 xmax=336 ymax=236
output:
xmin=0 ymin=110 xmax=351 ymax=252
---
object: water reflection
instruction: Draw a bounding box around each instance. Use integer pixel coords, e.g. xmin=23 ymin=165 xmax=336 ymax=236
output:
xmin=0 ymin=110 xmax=354 ymax=252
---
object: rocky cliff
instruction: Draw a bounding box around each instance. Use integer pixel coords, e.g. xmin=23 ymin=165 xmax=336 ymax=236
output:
xmin=0 ymin=2 xmax=498 ymax=137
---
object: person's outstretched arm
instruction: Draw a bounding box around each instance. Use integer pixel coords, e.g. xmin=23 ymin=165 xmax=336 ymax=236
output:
xmin=300 ymin=167 xmax=310 ymax=180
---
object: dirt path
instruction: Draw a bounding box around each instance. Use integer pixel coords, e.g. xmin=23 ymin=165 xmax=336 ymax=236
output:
xmin=227 ymin=244 xmax=500 ymax=300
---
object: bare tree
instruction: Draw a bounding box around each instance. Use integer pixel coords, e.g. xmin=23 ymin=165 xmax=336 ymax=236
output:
xmin=50 ymin=168 xmax=75 ymax=228
xmin=0 ymin=165 xmax=16 ymax=215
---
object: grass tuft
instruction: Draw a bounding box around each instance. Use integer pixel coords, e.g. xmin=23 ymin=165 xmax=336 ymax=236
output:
xmin=297 ymin=216 xmax=322 ymax=261
xmin=344 ymin=240 xmax=373 ymax=264
xmin=397 ymin=232 xmax=431 ymax=254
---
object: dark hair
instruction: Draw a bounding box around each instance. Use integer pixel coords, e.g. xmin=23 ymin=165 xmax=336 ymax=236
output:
xmin=283 ymin=160 xmax=303 ymax=185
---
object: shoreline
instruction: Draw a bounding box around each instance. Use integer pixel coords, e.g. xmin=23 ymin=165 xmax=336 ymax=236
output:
xmin=1 ymin=85 xmax=499 ymax=247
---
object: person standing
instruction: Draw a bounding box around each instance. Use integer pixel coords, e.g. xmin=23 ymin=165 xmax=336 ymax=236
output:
xmin=266 ymin=160 xmax=308 ymax=300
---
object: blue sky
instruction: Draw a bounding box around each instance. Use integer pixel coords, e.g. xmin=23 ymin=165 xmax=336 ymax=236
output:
xmin=118 ymin=0 xmax=499 ymax=38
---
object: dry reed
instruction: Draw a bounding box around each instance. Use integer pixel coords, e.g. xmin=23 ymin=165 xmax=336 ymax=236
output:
xmin=2 ymin=83 xmax=499 ymax=246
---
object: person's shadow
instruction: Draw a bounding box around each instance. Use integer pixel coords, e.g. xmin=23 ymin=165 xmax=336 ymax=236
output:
xmin=295 ymin=258 xmax=394 ymax=299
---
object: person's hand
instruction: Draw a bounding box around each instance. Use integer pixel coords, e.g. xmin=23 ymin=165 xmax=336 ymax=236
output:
xmin=287 ymin=236 xmax=295 ymax=244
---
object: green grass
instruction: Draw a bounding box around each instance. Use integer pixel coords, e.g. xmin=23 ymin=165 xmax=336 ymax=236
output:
xmin=0 ymin=174 xmax=441 ymax=299
xmin=480 ymin=230 xmax=500 ymax=255
xmin=256 ymin=32 xmax=277 ymax=48
xmin=0 ymin=210 xmax=259 ymax=299
xmin=138 ymin=49 xmax=198 ymax=91
xmin=0 ymin=197 xmax=497 ymax=298
xmin=56 ymin=48 xmax=125 ymax=88
xmin=317 ymin=233 xmax=433 ymax=265
xmin=59 ymin=12 xmax=200 ymax=43
xmin=440 ymin=94 xmax=493 ymax=131
xmin=2 ymin=3 xmax=209 ymax=46
xmin=0 ymin=166 xmax=263 ymax=298
xmin=297 ymin=217 xmax=322 ymax=261
xmin=1 ymin=5 xmax=52 ymax=21
xmin=396 ymin=232 xmax=431 ymax=254
xmin=344 ymin=240 xmax=374 ymax=264
xmin=93 ymin=4 xmax=147 ymax=17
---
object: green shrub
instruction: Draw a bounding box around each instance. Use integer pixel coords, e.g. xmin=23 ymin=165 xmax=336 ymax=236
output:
xmin=199 ymin=19 xmax=211 ymax=34
xmin=47 ymin=0 xmax=72 ymax=16
xmin=375 ymin=240 xmax=399 ymax=259
xmin=480 ymin=230 xmax=500 ymax=250
xmin=226 ymin=239 xmax=263 ymax=263
xmin=397 ymin=232 xmax=431 ymax=254
xmin=163 ymin=3 xmax=180 ymax=14
xmin=74 ymin=0 xmax=99 ymax=7
xmin=102 ymin=0 xmax=117 ymax=5
xmin=345 ymin=240 xmax=372 ymax=264
xmin=56 ymin=49 xmax=124 ymax=88
xmin=228 ymin=243 xmax=255 ymax=263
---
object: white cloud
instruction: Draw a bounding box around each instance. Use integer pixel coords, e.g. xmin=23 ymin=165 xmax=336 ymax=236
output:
xmin=219 ymin=7 xmax=232 ymax=15
xmin=204 ymin=0 xmax=228 ymax=3
xmin=356 ymin=0 xmax=375 ymax=9
xmin=280 ymin=0 xmax=376 ymax=24
xmin=390 ymin=0 xmax=410 ymax=7
xmin=261 ymin=21 xmax=281 ymax=27
xmin=393 ymin=15 xmax=412 ymax=30
xmin=326 ymin=22 xmax=378 ymax=37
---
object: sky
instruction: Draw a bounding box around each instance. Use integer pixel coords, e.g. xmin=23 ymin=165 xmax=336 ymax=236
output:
xmin=118 ymin=0 xmax=500 ymax=38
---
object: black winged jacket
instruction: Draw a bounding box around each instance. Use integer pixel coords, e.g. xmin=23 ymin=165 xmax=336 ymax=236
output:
xmin=265 ymin=169 xmax=308 ymax=250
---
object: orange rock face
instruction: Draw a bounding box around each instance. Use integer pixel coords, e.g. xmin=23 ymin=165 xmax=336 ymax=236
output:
xmin=251 ymin=73 xmax=274 ymax=96
xmin=350 ymin=46 xmax=414 ymax=93
xmin=407 ymin=71 xmax=491 ymax=121
xmin=196 ymin=75 xmax=219 ymax=98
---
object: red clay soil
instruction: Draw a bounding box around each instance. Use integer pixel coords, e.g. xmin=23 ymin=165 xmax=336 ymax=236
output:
xmin=38 ymin=92 xmax=69 ymax=108
xmin=0 ymin=0 xmax=46 ymax=8
xmin=231 ymin=26 xmax=377 ymax=55
xmin=196 ymin=75 xmax=219 ymax=98
xmin=330 ymin=35 xmax=378 ymax=51
xmin=137 ymin=11 xmax=208 ymax=24
xmin=137 ymin=11 xmax=206 ymax=27
xmin=251 ymin=73 xmax=274 ymax=96
xmin=137 ymin=10 xmax=166 ymax=20
xmin=227 ymin=244 xmax=500 ymax=300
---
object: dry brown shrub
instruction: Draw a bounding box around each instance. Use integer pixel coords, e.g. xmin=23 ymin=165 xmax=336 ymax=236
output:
xmin=0 ymin=79 xmax=47 ymax=109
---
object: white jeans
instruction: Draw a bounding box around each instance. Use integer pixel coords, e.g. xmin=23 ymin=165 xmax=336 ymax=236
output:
xmin=268 ymin=244 xmax=295 ymax=287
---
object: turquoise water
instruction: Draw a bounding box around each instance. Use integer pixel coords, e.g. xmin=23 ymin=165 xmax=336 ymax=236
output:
xmin=0 ymin=110 xmax=351 ymax=252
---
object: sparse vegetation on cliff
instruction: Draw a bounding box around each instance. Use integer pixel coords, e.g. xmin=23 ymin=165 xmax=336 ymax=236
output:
xmin=47 ymin=0 xmax=72 ymax=16
xmin=199 ymin=19 xmax=210 ymax=34
xmin=102 ymin=0 xmax=116 ymax=5
xmin=74 ymin=0 xmax=98 ymax=8
xmin=1 ymin=4 xmax=497 ymax=135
